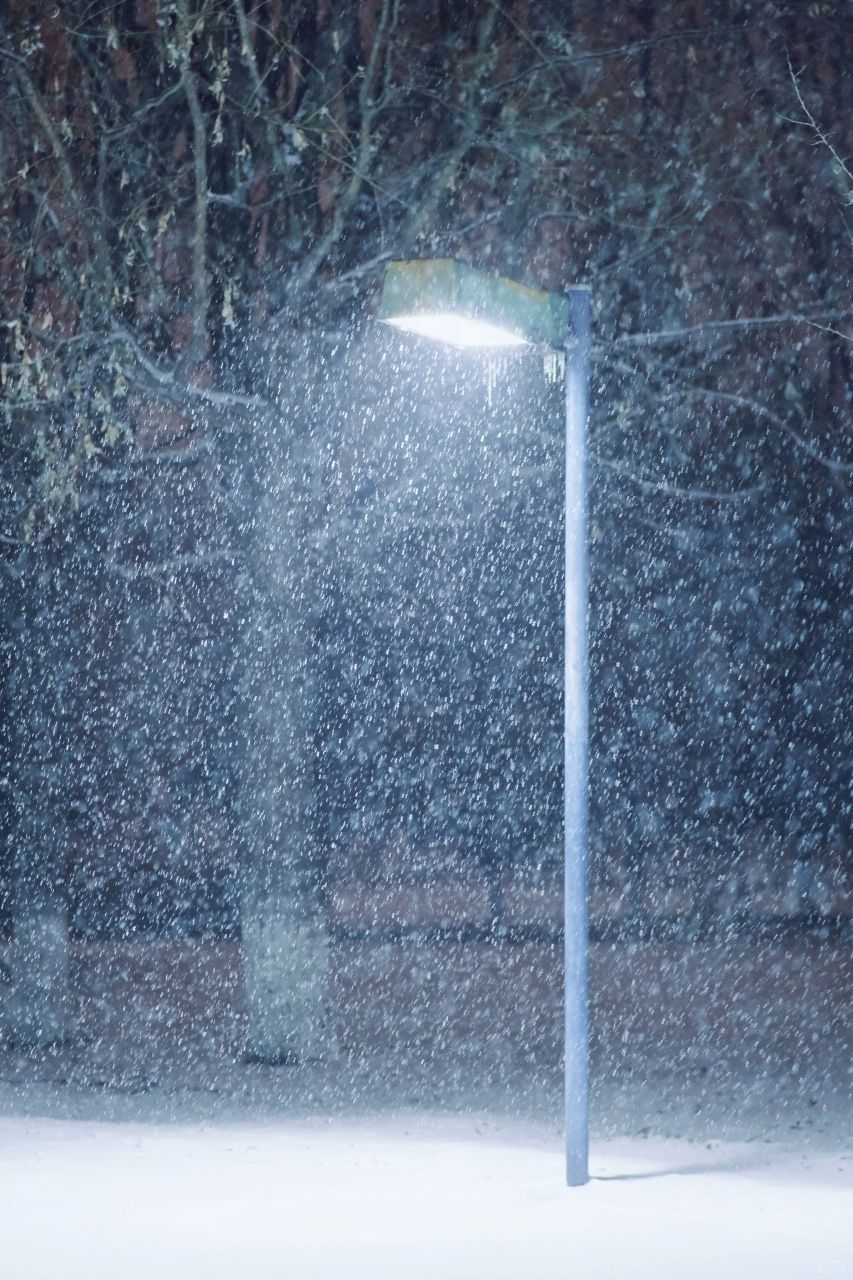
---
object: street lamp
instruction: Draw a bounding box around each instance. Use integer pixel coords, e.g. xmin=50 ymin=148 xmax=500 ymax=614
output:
xmin=377 ymin=259 xmax=592 ymax=1187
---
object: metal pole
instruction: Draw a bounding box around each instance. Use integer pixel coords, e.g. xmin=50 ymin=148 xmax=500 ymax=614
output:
xmin=564 ymin=286 xmax=591 ymax=1187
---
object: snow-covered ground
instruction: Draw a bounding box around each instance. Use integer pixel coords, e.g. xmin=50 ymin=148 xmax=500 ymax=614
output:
xmin=1 ymin=938 xmax=849 ymax=1277
xmin=0 ymin=1113 xmax=850 ymax=1280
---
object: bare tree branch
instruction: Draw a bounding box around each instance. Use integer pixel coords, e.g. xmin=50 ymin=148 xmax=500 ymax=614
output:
xmin=787 ymin=55 xmax=853 ymax=192
xmin=3 ymin=34 xmax=109 ymax=285
xmin=680 ymin=385 xmax=853 ymax=475
xmin=294 ymin=0 xmax=401 ymax=288
xmin=111 ymin=325 xmax=271 ymax=416
xmin=401 ymin=6 xmax=499 ymax=250
xmin=176 ymin=0 xmax=210 ymax=365
xmin=605 ymin=310 xmax=853 ymax=348
xmin=596 ymin=457 xmax=765 ymax=502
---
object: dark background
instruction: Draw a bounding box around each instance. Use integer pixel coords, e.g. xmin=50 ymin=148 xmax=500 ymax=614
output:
xmin=0 ymin=0 xmax=850 ymax=942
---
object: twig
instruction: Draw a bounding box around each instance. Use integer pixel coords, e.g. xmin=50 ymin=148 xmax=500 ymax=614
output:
xmin=402 ymin=6 xmax=499 ymax=250
xmin=787 ymin=55 xmax=853 ymax=190
xmin=608 ymin=310 xmax=852 ymax=347
xmin=295 ymin=0 xmax=400 ymax=287
xmin=4 ymin=36 xmax=109 ymax=284
xmin=177 ymin=1 xmax=209 ymax=365
xmin=112 ymin=325 xmax=270 ymax=414
xmin=680 ymin=385 xmax=853 ymax=474
xmin=597 ymin=457 xmax=765 ymax=502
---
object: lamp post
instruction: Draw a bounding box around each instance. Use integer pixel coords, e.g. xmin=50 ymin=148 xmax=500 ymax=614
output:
xmin=377 ymin=259 xmax=592 ymax=1186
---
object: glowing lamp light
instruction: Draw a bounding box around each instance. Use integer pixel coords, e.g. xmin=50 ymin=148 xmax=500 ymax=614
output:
xmin=383 ymin=312 xmax=527 ymax=348
xmin=378 ymin=258 xmax=569 ymax=349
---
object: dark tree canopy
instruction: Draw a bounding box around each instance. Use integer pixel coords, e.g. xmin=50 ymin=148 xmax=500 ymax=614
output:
xmin=1 ymin=0 xmax=850 ymax=934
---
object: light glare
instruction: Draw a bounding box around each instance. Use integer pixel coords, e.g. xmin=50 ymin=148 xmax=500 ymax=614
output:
xmin=385 ymin=311 xmax=528 ymax=348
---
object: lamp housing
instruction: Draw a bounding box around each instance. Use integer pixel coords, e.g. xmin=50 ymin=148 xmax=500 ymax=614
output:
xmin=378 ymin=258 xmax=570 ymax=349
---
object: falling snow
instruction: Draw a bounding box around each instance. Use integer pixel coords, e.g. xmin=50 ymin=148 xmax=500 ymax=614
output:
xmin=0 ymin=2 xmax=851 ymax=1277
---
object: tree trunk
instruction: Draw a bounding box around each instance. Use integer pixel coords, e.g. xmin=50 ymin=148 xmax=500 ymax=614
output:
xmin=241 ymin=890 xmax=333 ymax=1063
xmin=4 ymin=555 xmax=74 ymax=1047
xmin=5 ymin=904 xmax=71 ymax=1047
xmin=235 ymin=382 xmax=335 ymax=1063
